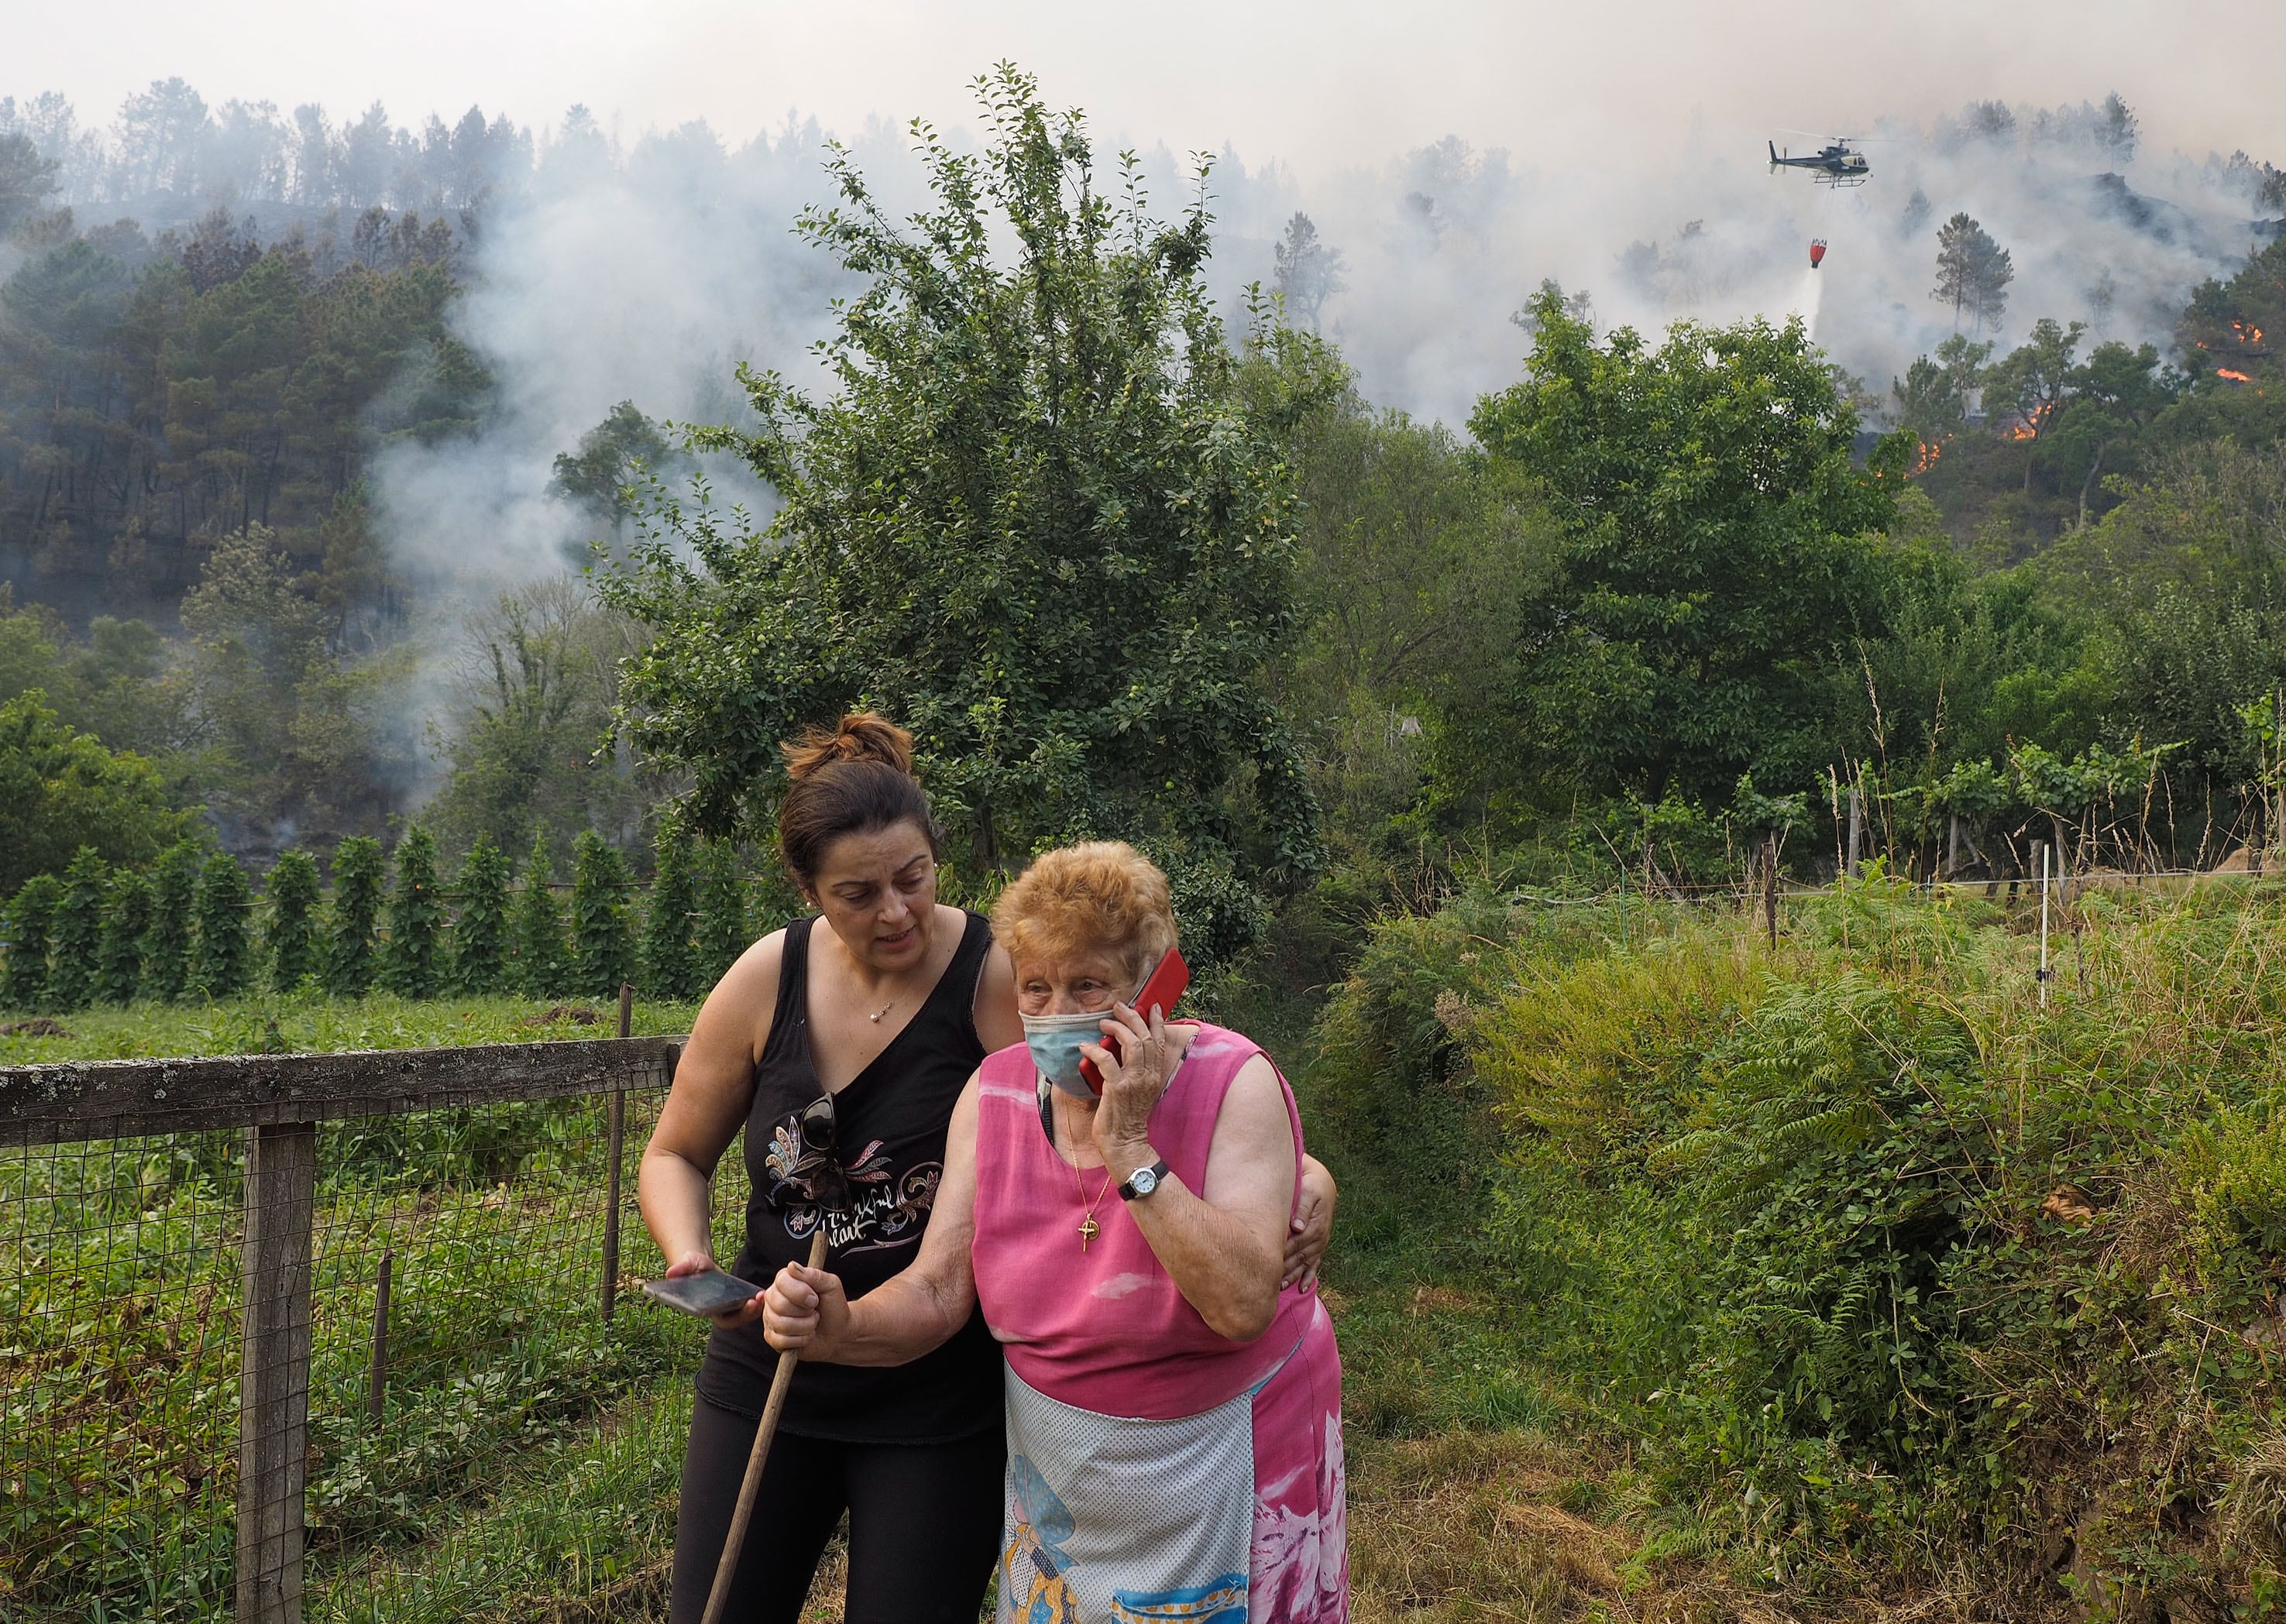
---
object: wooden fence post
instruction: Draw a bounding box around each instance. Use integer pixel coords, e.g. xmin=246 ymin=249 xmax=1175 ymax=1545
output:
xmin=602 ymin=984 xmax=632 ymax=1321
xmin=237 ymin=1120 xmax=317 ymax=1624
xmin=1846 ymin=785 xmax=1864 ymax=880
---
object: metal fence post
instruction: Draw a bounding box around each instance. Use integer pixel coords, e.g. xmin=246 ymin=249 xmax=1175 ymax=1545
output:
xmin=602 ymin=983 xmax=632 ymax=1321
xmin=238 ymin=1119 xmax=317 ymax=1624
xmin=368 ymin=1248 xmax=392 ymax=1427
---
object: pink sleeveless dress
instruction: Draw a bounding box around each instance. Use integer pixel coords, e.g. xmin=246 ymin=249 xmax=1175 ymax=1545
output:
xmin=971 ymin=1023 xmax=1348 ymax=1623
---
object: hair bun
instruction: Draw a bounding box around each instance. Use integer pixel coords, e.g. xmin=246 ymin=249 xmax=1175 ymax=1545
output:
xmin=782 ymin=711 xmax=917 ymax=781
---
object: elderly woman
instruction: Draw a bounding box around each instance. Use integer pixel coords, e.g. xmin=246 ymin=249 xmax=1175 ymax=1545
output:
xmin=765 ymin=841 xmax=1348 ymax=1622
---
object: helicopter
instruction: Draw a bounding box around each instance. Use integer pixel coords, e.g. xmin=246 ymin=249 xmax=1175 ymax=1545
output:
xmin=1768 ymin=139 xmax=1870 ymax=187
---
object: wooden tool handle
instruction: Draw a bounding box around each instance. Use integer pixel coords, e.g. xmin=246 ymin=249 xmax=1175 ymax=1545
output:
xmin=700 ymin=1226 xmax=831 ymax=1624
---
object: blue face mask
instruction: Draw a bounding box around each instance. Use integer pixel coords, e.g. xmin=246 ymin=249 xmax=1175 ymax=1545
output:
xmin=1021 ymin=1008 xmax=1113 ymax=1097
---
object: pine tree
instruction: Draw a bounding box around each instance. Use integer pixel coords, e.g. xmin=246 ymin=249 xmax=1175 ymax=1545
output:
xmin=325 ymin=836 xmax=384 ymax=997
xmin=570 ymin=831 xmax=637 ymax=999
xmin=695 ymin=839 xmax=751 ymax=986
xmin=47 ymin=847 xmax=110 ymax=1011
xmin=191 ymin=850 xmax=254 ymax=999
xmin=379 ymin=824 xmax=444 ymax=998
xmin=511 ymin=832 xmax=569 ymax=997
xmin=640 ymin=819 xmax=700 ymax=1000
xmin=2 ymin=874 xmax=60 ymax=1011
xmin=265 ymin=849 xmax=322 ymax=992
xmin=451 ymin=837 xmax=511 ymax=994
xmin=1932 ymin=212 xmax=2013 ymax=335
xmin=143 ymin=842 xmax=201 ymax=1002
xmin=97 ymin=870 xmax=153 ymax=1004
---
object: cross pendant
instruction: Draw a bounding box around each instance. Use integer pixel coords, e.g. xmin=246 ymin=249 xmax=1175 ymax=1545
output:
xmin=1078 ymin=1216 xmax=1100 ymax=1251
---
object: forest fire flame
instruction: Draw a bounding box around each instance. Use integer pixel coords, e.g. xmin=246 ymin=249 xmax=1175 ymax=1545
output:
xmin=1911 ymin=440 xmax=1944 ymax=475
xmin=2005 ymin=421 xmax=2037 ymax=441
xmin=2218 ymin=367 xmax=2255 ymax=383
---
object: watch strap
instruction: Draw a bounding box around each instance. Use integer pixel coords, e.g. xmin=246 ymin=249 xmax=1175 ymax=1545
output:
xmin=1117 ymin=1158 xmax=1171 ymax=1201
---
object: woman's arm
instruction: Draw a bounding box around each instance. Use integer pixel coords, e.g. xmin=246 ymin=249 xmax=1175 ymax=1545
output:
xmin=762 ymin=1075 xmax=982 ymax=1365
xmin=1089 ymin=1008 xmax=1294 ymax=1342
xmin=637 ymin=931 xmax=783 ymax=1329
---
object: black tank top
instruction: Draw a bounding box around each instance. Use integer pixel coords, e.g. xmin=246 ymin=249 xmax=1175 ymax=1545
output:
xmin=695 ymin=910 xmax=1004 ymax=1442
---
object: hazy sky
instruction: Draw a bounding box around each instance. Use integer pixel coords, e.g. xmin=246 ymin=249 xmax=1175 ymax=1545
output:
xmin=17 ymin=0 xmax=2286 ymax=180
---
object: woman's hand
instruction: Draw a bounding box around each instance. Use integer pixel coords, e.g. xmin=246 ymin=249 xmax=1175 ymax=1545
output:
xmin=1082 ymin=999 xmax=1193 ymax=1176
xmin=763 ymin=1261 xmax=851 ymax=1358
xmin=665 ymin=1248 xmax=768 ymax=1330
xmin=1282 ymin=1160 xmax=1337 ymax=1291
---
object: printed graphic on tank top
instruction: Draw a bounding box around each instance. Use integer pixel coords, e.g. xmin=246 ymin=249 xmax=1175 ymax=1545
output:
xmin=696 ymin=909 xmax=1005 ymax=1444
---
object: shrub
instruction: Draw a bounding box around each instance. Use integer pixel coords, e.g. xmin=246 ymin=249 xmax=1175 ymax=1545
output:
xmin=264 ymin=849 xmax=322 ymax=991
xmin=570 ymin=831 xmax=636 ymax=999
xmin=450 ymin=837 xmax=510 ymax=994
xmin=2 ymin=872 xmax=60 ymax=1010
xmin=511 ymin=832 xmax=569 ymax=997
xmin=141 ymin=841 xmax=201 ymax=1002
xmin=190 ymin=850 xmax=255 ymax=999
xmin=695 ymin=839 xmax=750 ymax=986
xmin=379 ymin=824 xmax=444 ymax=998
xmin=95 ymin=869 xmax=152 ymax=1003
xmin=46 ymin=846 xmax=110 ymax=1011
xmin=640 ymin=820 xmax=698 ymax=1001
xmin=324 ymin=836 xmax=383 ymax=997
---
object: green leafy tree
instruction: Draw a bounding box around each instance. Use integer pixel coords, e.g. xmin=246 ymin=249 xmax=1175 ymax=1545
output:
xmin=1891 ymin=335 xmax=1992 ymax=442
xmin=96 ymin=869 xmax=153 ymax=1003
xmin=548 ymin=400 xmax=687 ymax=548
xmin=0 ymin=689 xmax=194 ymax=894
xmin=190 ymin=850 xmax=254 ymax=999
xmin=570 ymin=830 xmax=636 ymax=999
xmin=46 ymin=846 xmax=111 ymax=1010
xmin=641 ymin=818 xmax=700 ymax=1000
xmin=142 ymin=841 xmax=202 ymax=1001
xmin=264 ymin=848 xmax=323 ymax=991
xmin=600 ymin=67 xmax=1324 ymax=967
xmin=450 ymin=836 xmax=511 ymax=994
xmin=2 ymin=873 xmax=60 ymax=1011
xmin=511 ymin=832 xmax=569 ymax=997
xmin=324 ymin=835 xmax=383 ymax=996
xmin=1459 ymin=286 xmax=1910 ymax=812
xmin=379 ymin=823 xmax=444 ymax=997
xmin=695 ymin=839 xmax=751 ymax=986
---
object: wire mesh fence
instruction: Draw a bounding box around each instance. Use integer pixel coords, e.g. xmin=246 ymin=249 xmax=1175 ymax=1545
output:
xmin=1 ymin=1028 xmax=742 ymax=1623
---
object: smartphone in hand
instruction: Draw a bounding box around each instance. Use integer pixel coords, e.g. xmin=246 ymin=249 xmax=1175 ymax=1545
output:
xmin=1079 ymin=948 xmax=1190 ymax=1094
xmin=641 ymin=1269 xmax=761 ymax=1317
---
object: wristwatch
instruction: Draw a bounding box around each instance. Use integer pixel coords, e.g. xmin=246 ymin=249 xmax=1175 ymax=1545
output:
xmin=1118 ymin=1158 xmax=1171 ymax=1202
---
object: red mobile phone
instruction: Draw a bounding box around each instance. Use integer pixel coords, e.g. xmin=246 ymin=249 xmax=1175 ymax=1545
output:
xmin=1079 ymin=949 xmax=1191 ymax=1094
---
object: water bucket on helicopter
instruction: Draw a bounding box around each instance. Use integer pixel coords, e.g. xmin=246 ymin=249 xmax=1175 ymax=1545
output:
xmin=1809 ymin=239 xmax=1828 ymax=270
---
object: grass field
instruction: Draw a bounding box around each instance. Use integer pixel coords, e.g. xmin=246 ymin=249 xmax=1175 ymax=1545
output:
xmin=17 ymin=881 xmax=2286 ymax=1620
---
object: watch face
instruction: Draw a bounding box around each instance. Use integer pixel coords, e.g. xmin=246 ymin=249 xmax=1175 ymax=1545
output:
xmin=1129 ymin=1166 xmax=1159 ymax=1195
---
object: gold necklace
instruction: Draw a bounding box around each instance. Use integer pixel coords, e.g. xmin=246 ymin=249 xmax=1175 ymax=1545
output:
xmin=1061 ymin=1111 xmax=1113 ymax=1251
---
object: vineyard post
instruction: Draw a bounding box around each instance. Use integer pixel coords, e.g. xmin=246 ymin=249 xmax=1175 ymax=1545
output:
xmin=1762 ymin=833 xmax=1779 ymax=949
xmin=1846 ymin=785 xmax=1863 ymax=880
xmin=2036 ymin=840 xmax=2052 ymax=1008
xmin=602 ymin=982 xmax=632 ymax=1321
xmin=367 ymin=1248 xmax=391 ymax=1427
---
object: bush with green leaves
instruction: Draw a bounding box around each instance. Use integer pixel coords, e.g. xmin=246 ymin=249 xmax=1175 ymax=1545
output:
xmin=95 ymin=868 xmax=152 ymax=1003
xmin=569 ymin=831 xmax=635 ymax=1000
xmin=695 ymin=840 xmax=750 ymax=986
xmin=264 ymin=849 xmax=322 ymax=991
xmin=46 ymin=846 xmax=109 ymax=1011
xmin=640 ymin=820 xmax=698 ymax=1001
xmin=324 ymin=836 xmax=383 ymax=997
xmin=379 ymin=824 xmax=444 ymax=998
xmin=189 ymin=850 xmax=254 ymax=999
xmin=451 ymin=837 xmax=511 ymax=994
xmin=140 ymin=841 xmax=201 ymax=1002
xmin=512 ymin=833 xmax=569 ymax=997
xmin=2 ymin=871 xmax=60 ymax=1010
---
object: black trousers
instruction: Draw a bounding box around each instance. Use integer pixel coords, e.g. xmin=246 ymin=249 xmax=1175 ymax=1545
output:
xmin=669 ymin=1396 xmax=1005 ymax=1624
